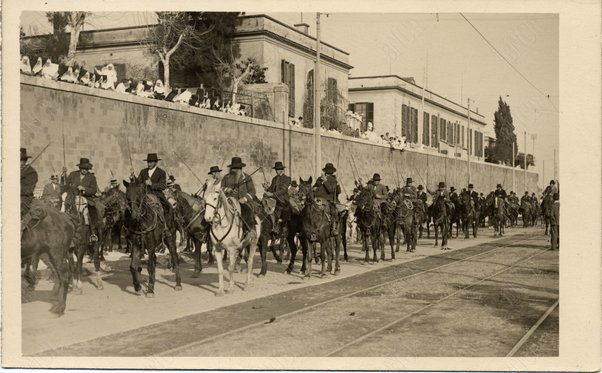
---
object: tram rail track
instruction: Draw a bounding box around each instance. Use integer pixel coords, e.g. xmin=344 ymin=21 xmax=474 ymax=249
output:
xmin=159 ymin=235 xmax=544 ymax=356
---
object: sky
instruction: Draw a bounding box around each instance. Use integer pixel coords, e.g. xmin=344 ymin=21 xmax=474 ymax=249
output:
xmin=20 ymin=11 xmax=559 ymax=188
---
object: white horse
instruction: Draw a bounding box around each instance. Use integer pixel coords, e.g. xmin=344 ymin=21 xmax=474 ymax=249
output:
xmin=204 ymin=184 xmax=261 ymax=296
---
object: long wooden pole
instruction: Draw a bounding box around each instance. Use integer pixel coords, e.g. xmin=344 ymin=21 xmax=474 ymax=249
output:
xmin=314 ymin=12 xmax=322 ymax=180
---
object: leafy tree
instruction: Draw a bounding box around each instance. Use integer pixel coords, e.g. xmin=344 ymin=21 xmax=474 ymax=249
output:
xmin=492 ymin=97 xmax=518 ymax=166
xmin=143 ymin=12 xmax=215 ymax=91
xmin=20 ymin=13 xmax=70 ymax=61
xmin=45 ymin=12 xmax=89 ymax=66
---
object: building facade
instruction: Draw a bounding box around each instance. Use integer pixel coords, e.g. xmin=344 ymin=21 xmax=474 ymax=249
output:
xmin=348 ymin=75 xmax=487 ymax=160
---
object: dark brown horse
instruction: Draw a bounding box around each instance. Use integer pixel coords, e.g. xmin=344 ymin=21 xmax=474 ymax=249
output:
xmin=123 ymin=179 xmax=182 ymax=297
xmin=541 ymin=194 xmax=554 ymax=235
xmin=520 ymin=198 xmax=533 ymax=227
xmin=284 ymin=178 xmax=310 ymax=275
xmin=22 ymin=200 xmax=74 ymax=315
xmin=100 ymin=189 xmax=128 ymax=252
xmin=459 ymin=193 xmax=478 ymax=239
xmin=396 ymin=197 xmax=417 ymax=252
xmin=257 ymin=196 xmax=285 ymax=277
xmin=430 ymin=193 xmax=450 ymax=250
xmin=487 ymin=195 xmax=506 ymax=237
xmin=355 ymin=187 xmax=385 ymax=263
xmin=61 ymin=189 xmax=106 ymax=293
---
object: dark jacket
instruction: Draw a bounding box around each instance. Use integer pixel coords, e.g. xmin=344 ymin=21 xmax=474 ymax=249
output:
xmin=267 ymin=174 xmax=291 ymax=205
xmin=66 ymin=170 xmax=98 ymax=197
xmin=417 ymin=190 xmax=428 ymax=203
xmin=221 ymin=171 xmax=256 ymax=202
xmin=400 ymin=185 xmax=417 ymax=200
xmin=136 ymin=167 xmax=167 ymax=193
xmin=21 ymin=164 xmax=38 ymax=197
xmin=494 ymin=189 xmax=507 ymax=199
xmin=550 ymin=201 xmax=559 ymax=225
xmin=314 ymin=174 xmax=340 ymax=202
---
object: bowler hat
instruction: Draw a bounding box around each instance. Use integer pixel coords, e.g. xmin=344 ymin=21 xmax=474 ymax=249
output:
xmin=468 ymin=183 xmax=474 ymax=189
xmin=291 ymin=180 xmax=298 ymax=187
xmin=208 ymin=165 xmax=222 ymax=174
xmin=417 ymin=185 xmax=424 ymax=190
xmin=144 ymin=153 xmax=161 ymax=162
xmin=372 ymin=173 xmax=381 ymax=182
xmin=450 ymin=187 xmax=456 ymax=192
xmin=438 ymin=182 xmax=445 ymax=188
xmin=110 ymin=178 xmax=118 ymax=184
xmin=77 ymin=157 xmax=93 ymax=169
xmin=20 ymin=148 xmax=31 ymax=160
xmin=228 ymin=157 xmax=246 ymax=169
xmin=273 ymin=161 xmax=285 ymax=170
xmin=406 ymin=177 xmax=413 ymax=183
xmin=322 ymin=163 xmax=336 ymax=174
xmin=496 ymin=184 xmax=502 ymax=188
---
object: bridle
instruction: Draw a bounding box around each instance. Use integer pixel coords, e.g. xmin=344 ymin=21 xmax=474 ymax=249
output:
xmin=205 ymin=189 xmax=238 ymax=244
xmin=125 ymin=187 xmax=159 ymax=235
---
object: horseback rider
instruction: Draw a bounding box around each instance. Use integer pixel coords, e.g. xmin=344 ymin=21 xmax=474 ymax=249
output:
xmin=521 ymin=191 xmax=531 ymax=204
xmin=493 ymin=183 xmax=507 ymax=207
xmin=21 ymin=148 xmax=39 ymax=231
xmin=463 ymin=183 xmax=479 ymax=205
xmin=103 ymin=178 xmax=120 ymax=195
xmin=449 ymin=186 xmax=459 ymax=205
xmin=130 ymin=153 xmax=173 ymax=230
xmin=313 ymin=162 xmax=341 ymax=235
xmin=221 ymin=157 xmax=259 ymax=239
xmin=417 ymin=185 xmax=428 ymax=205
xmin=65 ymin=157 xmax=100 ymax=231
xmin=372 ymin=173 xmax=388 ymax=206
xmin=168 ymin=175 xmax=182 ymax=191
xmin=263 ymin=161 xmax=291 ymax=235
xmin=433 ymin=181 xmax=454 ymax=214
xmin=42 ymin=173 xmax=62 ymax=209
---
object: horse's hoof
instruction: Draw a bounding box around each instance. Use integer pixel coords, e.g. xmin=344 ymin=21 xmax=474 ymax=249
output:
xmin=302 ymin=275 xmax=310 ymax=281
xmin=145 ymin=292 xmax=155 ymax=298
xmin=215 ymin=290 xmax=225 ymax=297
xmin=258 ymin=273 xmax=265 ymax=278
xmin=175 ymin=285 xmax=182 ymax=291
xmin=284 ymin=268 xmax=292 ymax=275
xmin=320 ymin=273 xmax=326 ymax=279
xmin=334 ymin=269 xmax=340 ymax=275
xmin=191 ymin=271 xmax=200 ymax=278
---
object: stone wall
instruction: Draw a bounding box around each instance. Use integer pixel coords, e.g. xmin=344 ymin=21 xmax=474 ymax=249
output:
xmin=21 ymin=75 xmax=539 ymax=197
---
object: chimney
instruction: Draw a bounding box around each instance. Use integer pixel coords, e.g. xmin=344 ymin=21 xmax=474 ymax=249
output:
xmin=294 ymin=23 xmax=310 ymax=34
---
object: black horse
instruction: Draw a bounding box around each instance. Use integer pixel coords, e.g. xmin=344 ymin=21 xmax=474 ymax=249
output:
xmin=284 ymin=178 xmax=311 ymax=275
xmin=22 ymin=200 xmax=75 ymax=315
xmin=123 ymin=179 xmax=182 ymax=297
xmin=100 ymin=189 xmax=129 ymax=252
xmin=355 ymin=186 xmax=385 ymax=263
xmin=459 ymin=193 xmax=478 ymax=239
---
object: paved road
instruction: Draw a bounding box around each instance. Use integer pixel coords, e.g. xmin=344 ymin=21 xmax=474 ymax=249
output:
xmin=29 ymin=229 xmax=557 ymax=357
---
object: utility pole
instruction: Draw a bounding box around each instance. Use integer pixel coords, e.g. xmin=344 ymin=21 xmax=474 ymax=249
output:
xmin=523 ymin=131 xmax=527 ymax=193
xmin=467 ymin=98 xmax=471 ymax=184
xmin=542 ymin=159 xmax=545 ymax=191
xmin=314 ymin=12 xmax=322 ymax=179
xmin=512 ymin=141 xmax=516 ymax=193
xmin=554 ymin=148 xmax=557 ymax=180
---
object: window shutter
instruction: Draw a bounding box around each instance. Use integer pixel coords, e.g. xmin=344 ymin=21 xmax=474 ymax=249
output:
xmin=289 ymin=63 xmax=295 ymax=117
xmin=367 ymin=103 xmax=374 ymax=125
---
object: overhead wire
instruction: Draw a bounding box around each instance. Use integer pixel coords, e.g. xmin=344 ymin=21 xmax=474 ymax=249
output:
xmin=458 ymin=13 xmax=558 ymax=113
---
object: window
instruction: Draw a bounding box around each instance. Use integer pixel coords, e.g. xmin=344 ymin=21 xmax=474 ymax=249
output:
xmin=281 ymin=60 xmax=295 ymax=117
xmin=423 ymin=112 xmax=430 ymax=146
xmin=411 ymin=107 xmax=418 ymax=143
xmin=447 ymin=121 xmax=454 ymax=144
xmin=354 ymin=102 xmax=374 ymax=132
xmin=461 ymin=125 xmax=465 ymax=148
xmin=431 ymin=115 xmax=438 ymax=147
xmin=401 ymin=104 xmax=409 ymax=138
xmin=327 ymin=77 xmax=338 ymax=106
xmin=440 ymin=118 xmax=446 ymax=141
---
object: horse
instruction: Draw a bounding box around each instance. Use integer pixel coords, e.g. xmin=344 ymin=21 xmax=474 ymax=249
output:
xmin=380 ymin=196 xmax=397 ymax=259
xmin=507 ymin=200 xmax=519 ymax=227
xmin=531 ymin=198 xmax=540 ymax=227
xmin=355 ymin=186 xmax=385 ymax=263
xmin=284 ymin=178 xmax=310 ymax=275
xmin=203 ymin=183 xmax=261 ymax=295
xmin=22 ymin=199 xmax=74 ymax=315
xmin=396 ymin=197 xmax=417 ymax=252
xmin=488 ymin=196 xmax=506 ymax=237
xmin=430 ymin=193 xmax=450 ymax=250
xmin=541 ymin=194 xmax=554 ymax=235
xmin=123 ymin=179 xmax=182 ymax=297
xmin=520 ymin=198 xmax=533 ymax=227
xmin=449 ymin=197 xmax=462 ymax=238
xmin=257 ymin=196 xmax=285 ymax=277
xmin=100 ymin=189 xmax=128 ymax=252
xmin=61 ymin=189 xmax=106 ymax=293
xmin=165 ymin=187 xmax=213 ymax=276
xmin=459 ymin=193 xmax=478 ymax=239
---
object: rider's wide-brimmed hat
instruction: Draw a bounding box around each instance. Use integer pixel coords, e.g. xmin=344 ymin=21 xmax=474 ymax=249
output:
xmin=372 ymin=173 xmax=381 ymax=182
xmin=417 ymin=185 xmax=424 ymax=190
xmin=438 ymin=182 xmax=445 ymax=188
xmin=208 ymin=165 xmax=222 ymax=174
xmin=228 ymin=156 xmax=246 ymax=169
xmin=144 ymin=153 xmax=161 ymax=162
xmin=450 ymin=186 xmax=456 ymax=192
xmin=20 ymin=148 xmax=32 ymax=160
xmin=290 ymin=180 xmax=298 ymax=187
xmin=468 ymin=183 xmax=474 ymax=188
xmin=322 ymin=163 xmax=336 ymax=174
xmin=406 ymin=177 xmax=413 ymax=183
xmin=273 ymin=161 xmax=285 ymax=170
xmin=496 ymin=183 xmax=502 ymax=188
xmin=77 ymin=157 xmax=93 ymax=169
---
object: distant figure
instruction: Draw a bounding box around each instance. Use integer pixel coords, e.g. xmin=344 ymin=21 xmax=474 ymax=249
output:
xmin=550 ymin=192 xmax=559 ymax=250
xmin=42 ymin=174 xmax=63 ymax=209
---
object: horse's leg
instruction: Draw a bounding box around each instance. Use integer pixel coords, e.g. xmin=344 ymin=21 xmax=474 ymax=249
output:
xmin=334 ymin=235 xmax=341 ymax=275
xmin=318 ymin=241 xmax=327 ymax=278
xmin=74 ymin=237 xmax=86 ymax=295
xmin=258 ymin=237 xmax=268 ymax=277
xmin=168 ymin=234 xmax=182 ymax=291
xmin=192 ymin=237 xmax=202 ymax=278
xmin=146 ymin=240 xmax=156 ymax=298
xmin=244 ymin=240 xmax=257 ymax=289
xmin=285 ymin=233 xmax=297 ymax=274
xmin=214 ymin=247 xmax=225 ymax=296
xmin=91 ymin=238 xmax=104 ymax=290
xmin=130 ymin=243 xmax=142 ymax=295
xmin=226 ymin=247 xmax=236 ymax=293
xmin=304 ymin=241 xmax=314 ymax=279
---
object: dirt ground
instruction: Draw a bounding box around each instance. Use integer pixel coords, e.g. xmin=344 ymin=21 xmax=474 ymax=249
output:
xmin=22 ymin=226 xmax=554 ymax=356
